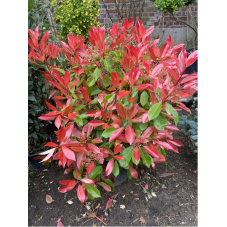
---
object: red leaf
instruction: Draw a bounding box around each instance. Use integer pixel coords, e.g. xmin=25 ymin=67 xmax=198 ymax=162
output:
xmin=105 ymin=159 xmax=114 ymax=176
xmin=38 ymin=114 xmax=57 ymax=121
xmin=111 ymin=114 xmax=122 ymax=127
xmin=155 ymin=141 xmax=174 ymax=150
xmin=45 ymin=101 xmax=57 ymax=111
xmin=113 ymin=155 xmax=125 ymax=161
xmin=129 ymin=165 xmax=138 ymax=179
xmin=77 ymin=151 xmax=86 ymax=169
xmin=82 ymin=87 xmax=89 ymax=101
xmin=141 ymin=126 xmax=155 ymax=138
xmin=144 ymin=183 xmax=148 ymax=189
xmin=58 ymin=126 xmax=66 ymax=142
xmin=62 ymin=146 xmax=76 ymax=161
xmin=91 ymin=138 xmax=103 ymax=143
xmin=59 ymin=181 xmax=77 ymax=193
xmin=87 ymin=162 xmax=95 ymax=174
xmin=64 ymin=70 xmax=70 ymax=86
xmin=129 ymin=104 xmax=139 ymax=119
xmin=165 ymin=125 xmax=179 ymax=131
xmin=110 ymin=72 xmax=120 ymax=87
xmin=109 ymin=127 xmax=124 ymax=143
xmin=133 ymin=147 xmax=140 ymax=162
xmin=143 ymin=146 xmax=159 ymax=158
xmin=70 ymin=79 xmax=79 ymax=89
xmin=116 ymin=103 xmax=126 ymax=119
xmin=114 ymin=144 xmax=122 ymax=154
xmin=88 ymin=120 xmax=105 ymax=127
xmin=117 ymin=90 xmax=130 ymax=99
xmin=64 ymin=168 xmax=73 ymax=174
xmin=57 ymin=221 xmax=64 ymax=227
xmin=186 ymin=50 xmax=198 ymax=68
xmin=55 ymin=115 xmax=62 ymax=129
xmin=128 ymin=97 xmax=136 ymax=104
xmin=60 ymin=41 xmax=74 ymax=55
xmin=167 ymin=139 xmax=184 ymax=147
xmin=77 ymin=185 xmax=86 ymax=203
xmin=105 ymin=198 xmax=113 ymax=210
xmin=149 ymin=64 xmax=163 ymax=78
xmin=45 ymin=142 xmax=58 ymax=147
xmin=59 ymin=180 xmax=76 ymax=185
xmin=68 ymin=112 xmax=76 ymax=120
xmin=99 ymin=182 xmax=111 ymax=192
xmin=125 ymin=126 xmax=135 ymax=145
xmin=88 ymin=143 xmax=100 ymax=154
xmin=65 ymin=123 xmax=74 ymax=141
xmin=81 ymin=178 xmax=95 ymax=185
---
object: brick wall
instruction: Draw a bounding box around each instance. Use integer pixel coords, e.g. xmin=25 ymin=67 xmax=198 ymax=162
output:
xmin=98 ymin=0 xmax=198 ymax=46
xmin=98 ymin=0 xmax=197 ymax=28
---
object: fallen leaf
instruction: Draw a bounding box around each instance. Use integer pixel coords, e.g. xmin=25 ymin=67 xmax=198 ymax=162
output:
xmin=87 ymin=211 xmax=96 ymax=218
xmin=133 ymin=218 xmax=139 ymax=223
xmin=105 ymin=198 xmax=113 ymax=210
xmin=159 ymin=173 xmax=176 ymax=177
xmin=144 ymin=183 xmax=148 ymax=189
xmin=43 ymin=169 xmax=48 ymax=172
xmin=140 ymin=216 xmax=146 ymax=224
xmin=120 ymin=205 xmax=125 ymax=209
xmin=155 ymin=217 xmax=159 ymax=222
xmin=46 ymin=194 xmax=54 ymax=204
xmin=193 ymin=170 xmax=197 ymax=173
xmin=99 ymin=216 xmax=104 ymax=221
xmin=122 ymin=194 xmax=125 ymax=198
xmin=96 ymin=203 xmax=100 ymax=209
xmin=57 ymin=221 xmax=64 ymax=227
xmin=151 ymin=192 xmax=157 ymax=197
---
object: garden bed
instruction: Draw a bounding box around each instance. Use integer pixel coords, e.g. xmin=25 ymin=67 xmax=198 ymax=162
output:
xmin=28 ymin=111 xmax=197 ymax=226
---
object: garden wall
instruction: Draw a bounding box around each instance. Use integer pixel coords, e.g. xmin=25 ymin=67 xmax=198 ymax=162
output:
xmin=98 ymin=0 xmax=198 ymax=47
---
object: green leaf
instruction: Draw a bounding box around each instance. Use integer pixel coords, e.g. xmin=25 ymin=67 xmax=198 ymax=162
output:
xmin=140 ymin=147 xmax=153 ymax=168
xmin=103 ymin=59 xmax=113 ymax=72
xmin=139 ymin=122 xmax=148 ymax=131
xmin=165 ymin=103 xmax=179 ymax=125
xmin=85 ymin=184 xmax=101 ymax=198
xmin=103 ymin=178 xmax=114 ymax=187
xmin=158 ymin=147 xmax=166 ymax=158
xmin=118 ymin=146 xmax=133 ymax=168
xmin=87 ymin=77 xmax=96 ymax=87
xmin=102 ymin=128 xmax=117 ymax=138
xmin=153 ymin=113 xmax=167 ymax=130
xmin=74 ymin=105 xmax=86 ymax=111
xmin=101 ymin=94 xmax=115 ymax=104
xmin=103 ymin=76 xmax=111 ymax=87
xmin=112 ymin=161 xmax=119 ymax=177
xmin=148 ymin=103 xmax=162 ymax=120
xmin=93 ymin=68 xmax=101 ymax=80
xmin=127 ymin=169 xmax=133 ymax=180
xmin=28 ymin=95 xmax=37 ymax=102
xmin=74 ymin=116 xmax=83 ymax=126
xmin=28 ymin=0 xmax=34 ymax=12
xmin=53 ymin=68 xmax=65 ymax=74
xmin=89 ymin=166 xmax=103 ymax=179
xmin=91 ymin=89 xmax=102 ymax=96
xmin=140 ymin=91 xmax=148 ymax=107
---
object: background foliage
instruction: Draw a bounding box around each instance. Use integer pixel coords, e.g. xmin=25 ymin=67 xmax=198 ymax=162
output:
xmin=53 ymin=0 xmax=101 ymax=40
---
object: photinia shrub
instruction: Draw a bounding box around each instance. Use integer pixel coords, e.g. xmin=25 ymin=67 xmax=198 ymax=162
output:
xmin=28 ymin=18 xmax=198 ymax=203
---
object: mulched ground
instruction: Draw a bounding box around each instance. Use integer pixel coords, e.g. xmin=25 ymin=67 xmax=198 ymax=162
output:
xmin=28 ymin=111 xmax=197 ymax=226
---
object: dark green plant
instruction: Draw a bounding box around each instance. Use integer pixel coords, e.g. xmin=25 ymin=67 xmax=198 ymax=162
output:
xmin=178 ymin=111 xmax=197 ymax=153
xmin=150 ymin=0 xmax=197 ymax=38
xmin=52 ymin=0 xmax=101 ymax=41
xmin=28 ymin=63 xmax=49 ymax=154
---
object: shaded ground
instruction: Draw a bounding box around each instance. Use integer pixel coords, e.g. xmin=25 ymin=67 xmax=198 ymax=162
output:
xmin=28 ymin=119 xmax=197 ymax=226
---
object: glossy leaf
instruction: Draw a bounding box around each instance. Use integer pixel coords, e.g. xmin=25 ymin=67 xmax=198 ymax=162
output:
xmin=105 ymin=198 xmax=113 ymax=210
xmin=129 ymin=165 xmax=138 ymax=179
xmin=133 ymin=147 xmax=140 ymax=162
xmin=86 ymin=184 xmax=101 ymax=198
xmin=153 ymin=113 xmax=167 ymax=130
xmin=98 ymin=182 xmax=111 ymax=192
xmin=77 ymin=185 xmax=86 ymax=203
xmin=89 ymin=166 xmax=103 ymax=179
xmin=165 ymin=103 xmax=179 ymax=125
xmin=148 ymin=103 xmax=162 ymax=120
xmin=105 ymin=159 xmax=114 ymax=176
xmin=116 ymin=103 xmax=127 ymax=119
xmin=140 ymin=91 xmax=148 ymax=107
xmin=109 ymin=127 xmax=124 ymax=143
xmin=125 ymin=126 xmax=135 ymax=145
xmin=112 ymin=160 xmax=120 ymax=177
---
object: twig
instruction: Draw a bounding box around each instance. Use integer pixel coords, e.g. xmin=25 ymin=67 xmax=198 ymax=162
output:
xmin=102 ymin=0 xmax=113 ymax=24
xmin=170 ymin=12 xmax=197 ymax=36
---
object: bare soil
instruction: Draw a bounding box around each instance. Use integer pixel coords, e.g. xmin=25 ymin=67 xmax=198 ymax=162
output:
xmin=28 ymin=113 xmax=197 ymax=226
